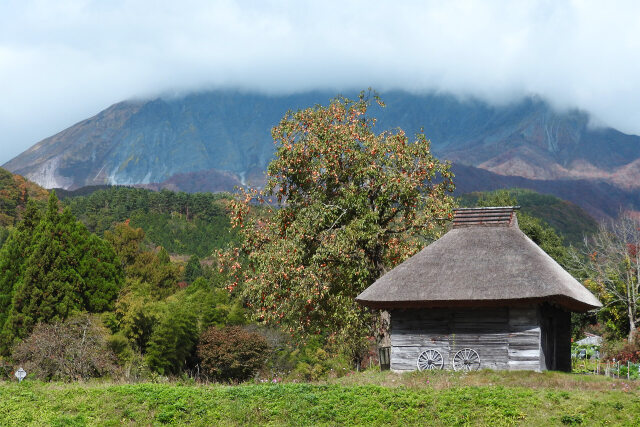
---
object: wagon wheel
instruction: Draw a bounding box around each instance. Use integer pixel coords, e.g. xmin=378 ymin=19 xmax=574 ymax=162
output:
xmin=452 ymin=348 xmax=481 ymax=371
xmin=417 ymin=349 xmax=444 ymax=371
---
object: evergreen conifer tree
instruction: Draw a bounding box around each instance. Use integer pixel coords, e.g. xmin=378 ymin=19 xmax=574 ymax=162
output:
xmin=0 ymin=192 xmax=123 ymax=354
xmin=184 ymin=255 xmax=203 ymax=284
xmin=0 ymin=201 xmax=42 ymax=331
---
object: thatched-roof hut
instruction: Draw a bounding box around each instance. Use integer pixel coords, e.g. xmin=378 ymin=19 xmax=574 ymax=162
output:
xmin=356 ymin=207 xmax=601 ymax=372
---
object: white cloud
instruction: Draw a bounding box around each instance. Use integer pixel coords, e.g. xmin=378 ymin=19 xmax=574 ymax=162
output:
xmin=1 ymin=0 xmax=640 ymax=162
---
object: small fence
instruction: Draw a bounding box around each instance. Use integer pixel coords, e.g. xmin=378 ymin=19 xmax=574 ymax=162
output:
xmin=573 ymin=357 xmax=640 ymax=379
xmin=571 ymin=344 xmax=639 ymax=379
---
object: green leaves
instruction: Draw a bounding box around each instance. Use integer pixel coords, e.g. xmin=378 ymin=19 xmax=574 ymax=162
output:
xmin=0 ymin=192 xmax=124 ymax=354
xmin=64 ymin=186 xmax=238 ymax=257
xmin=146 ymin=300 xmax=198 ymax=375
xmin=224 ymin=92 xmax=455 ymax=356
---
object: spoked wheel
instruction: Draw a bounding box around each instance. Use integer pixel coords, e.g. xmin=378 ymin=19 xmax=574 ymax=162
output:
xmin=452 ymin=348 xmax=481 ymax=371
xmin=417 ymin=349 xmax=444 ymax=371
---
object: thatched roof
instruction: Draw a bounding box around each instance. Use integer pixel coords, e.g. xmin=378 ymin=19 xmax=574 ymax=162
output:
xmin=356 ymin=207 xmax=602 ymax=312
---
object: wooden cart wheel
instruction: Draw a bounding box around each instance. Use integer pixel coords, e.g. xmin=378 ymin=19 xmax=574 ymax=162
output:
xmin=452 ymin=348 xmax=481 ymax=371
xmin=417 ymin=349 xmax=444 ymax=371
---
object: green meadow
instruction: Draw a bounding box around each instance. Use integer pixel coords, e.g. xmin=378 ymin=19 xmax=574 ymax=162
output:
xmin=1 ymin=370 xmax=639 ymax=426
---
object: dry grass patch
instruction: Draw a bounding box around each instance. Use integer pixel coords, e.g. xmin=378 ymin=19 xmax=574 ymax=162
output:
xmin=328 ymin=369 xmax=640 ymax=392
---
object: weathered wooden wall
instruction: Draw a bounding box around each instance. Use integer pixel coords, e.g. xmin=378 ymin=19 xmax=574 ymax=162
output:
xmin=539 ymin=304 xmax=572 ymax=372
xmin=509 ymin=307 xmax=541 ymax=371
xmin=390 ymin=307 xmax=541 ymax=371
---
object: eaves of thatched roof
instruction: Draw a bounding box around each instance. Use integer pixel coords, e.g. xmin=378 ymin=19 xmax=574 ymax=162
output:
xmin=356 ymin=207 xmax=602 ymax=312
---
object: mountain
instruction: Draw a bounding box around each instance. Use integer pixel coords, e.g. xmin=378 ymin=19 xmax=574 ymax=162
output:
xmin=136 ymin=168 xmax=242 ymax=193
xmin=3 ymin=91 xmax=334 ymax=189
xmin=5 ymin=90 xmax=640 ymax=189
xmin=3 ymin=90 xmax=639 ymax=217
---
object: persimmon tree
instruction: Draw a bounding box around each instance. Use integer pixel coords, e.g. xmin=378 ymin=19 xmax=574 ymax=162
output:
xmin=221 ymin=92 xmax=455 ymax=356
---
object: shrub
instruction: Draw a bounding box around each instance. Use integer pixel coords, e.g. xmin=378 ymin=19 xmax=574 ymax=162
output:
xmin=145 ymin=302 xmax=198 ymax=375
xmin=0 ymin=356 xmax=12 ymax=380
xmin=602 ymin=336 xmax=640 ymax=363
xmin=106 ymin=332 xmax=134 ymax=365
xmin=11 ymin=314 xmax=117 ymax=381
xmin=252 ymin=331 xmax=351 ymax=381
xmin=286 ymin=339 xmax=351 ymax=381
xmin=197 ymin=326 xmax=268 ymax=382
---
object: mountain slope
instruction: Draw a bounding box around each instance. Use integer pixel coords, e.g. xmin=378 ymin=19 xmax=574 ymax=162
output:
xmin=451 ymin=163 xmax=640 ymax=220
xmin=0 ymin=167 xmax=49 ymax=227
xmin=4 ymin=90 xmax=639 ymax=192
xmin=457 ymin=188 xmax=598 ymax=244
xmin=3 ymin=92 xmax=331 ymax=189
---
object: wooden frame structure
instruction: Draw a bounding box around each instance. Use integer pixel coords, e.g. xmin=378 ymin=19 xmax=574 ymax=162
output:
xmin=356 ymin=207 xmax=600 ymax=372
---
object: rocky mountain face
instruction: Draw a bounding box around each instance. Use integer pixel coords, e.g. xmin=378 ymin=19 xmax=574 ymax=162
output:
xmin=3 ymin=91 xmax=333 ymax=189
xmin=3 ymin=90 xmax=639 ymax=217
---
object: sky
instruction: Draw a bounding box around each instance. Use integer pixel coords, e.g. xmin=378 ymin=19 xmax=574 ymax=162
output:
xmin=1 ymin=0 xmax=640 ymax=164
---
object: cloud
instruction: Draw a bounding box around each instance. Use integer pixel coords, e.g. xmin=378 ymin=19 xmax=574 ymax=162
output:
xmin=1 ymin=0 xmax=640 ymax=163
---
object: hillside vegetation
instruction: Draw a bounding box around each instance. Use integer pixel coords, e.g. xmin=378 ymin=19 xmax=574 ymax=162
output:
xmin=1 ymin=371 xmax=639 ymax=426
xmin=0 ymin=167 xmax=49 ymax=248
xmin=60 ymin=186 xmax=240 ymax=256
xmin=459 ymin=188 xmax=598 ymax=244
xmin=0 ymin=168 xmax=49 ymax=226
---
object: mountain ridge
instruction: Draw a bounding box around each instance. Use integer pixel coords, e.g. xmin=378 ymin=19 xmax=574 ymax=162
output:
xmin=3 ymin=90 xmax=639 ymax=216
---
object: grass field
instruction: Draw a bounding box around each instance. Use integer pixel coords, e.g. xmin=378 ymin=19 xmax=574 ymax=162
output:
xmin=1 ymin=370 xmax=639 ymax=426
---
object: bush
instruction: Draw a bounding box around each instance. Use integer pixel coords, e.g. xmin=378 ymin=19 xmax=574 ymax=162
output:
xmin=145 ymin=302 xmax=198 ymax=375
xmin=602 ymin=336 xmax=640 ymax=363
xmin=197 ymin=326 xmax=268 ymax=382
xmin=11 ymin=314 xmax=118 ymax=381
xmin=251 ymin=331 xmax=351 ymax=381
xmin=106 ymin=332 xmax=134 ymax=365
xmin=286 ymin=339 xmax=351 ymax=381
xmin=0 ymin=356 xmax=13 ymax=380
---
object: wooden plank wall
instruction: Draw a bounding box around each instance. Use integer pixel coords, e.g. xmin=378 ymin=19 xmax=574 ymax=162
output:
xmin=539 ymin=304 xmax=572 ymax=372
xmin=509 ymin=307 xmax=541 ymax=371
xmin=390 ymin=307 xmax=540 ymax=371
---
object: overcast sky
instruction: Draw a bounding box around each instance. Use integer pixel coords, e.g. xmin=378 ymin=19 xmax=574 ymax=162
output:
xmin=1 ymin=0 xmax=640 ymax=164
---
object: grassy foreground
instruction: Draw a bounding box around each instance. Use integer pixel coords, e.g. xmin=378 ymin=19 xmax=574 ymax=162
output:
xmin=1 ymin=371 xmax=639 ymax=426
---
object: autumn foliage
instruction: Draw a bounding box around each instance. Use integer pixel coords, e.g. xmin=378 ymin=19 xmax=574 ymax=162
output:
xmin=574 ymin=214 xmax=640 ymax=341
xmin=220 ymin=92 xmax=454 ymax=354
xmin=197 ymin=326 xmax=268 ymax=382
xmin=12 ymin=314 xmax=117 ymax=381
